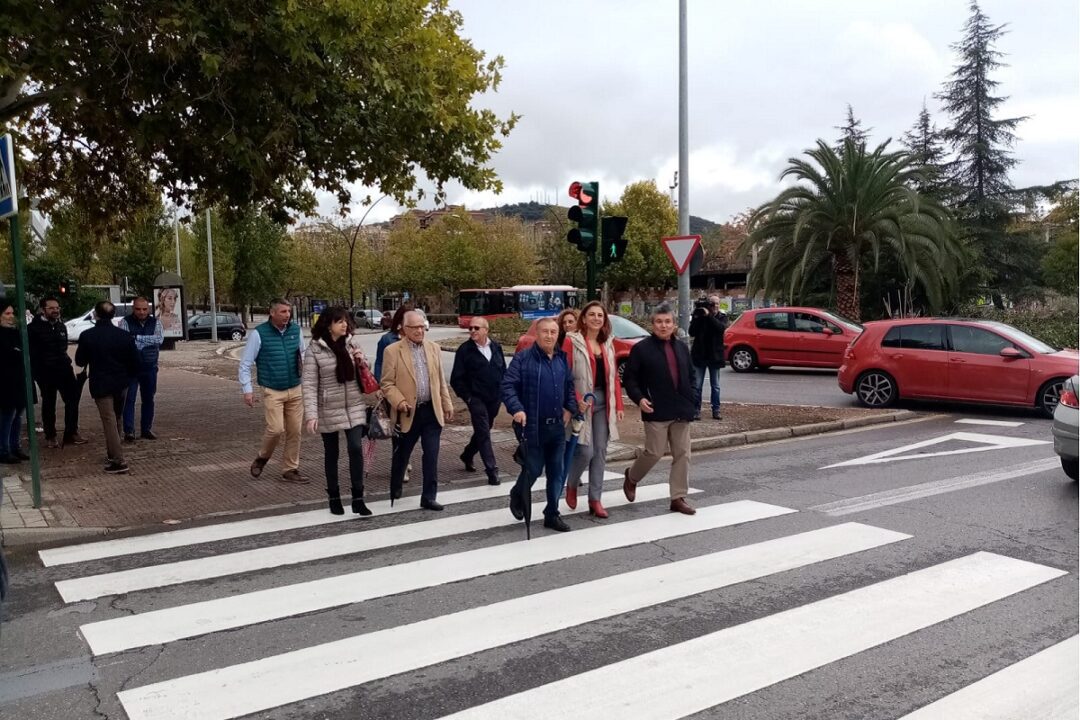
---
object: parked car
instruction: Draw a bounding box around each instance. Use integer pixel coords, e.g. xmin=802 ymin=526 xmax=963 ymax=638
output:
xmin=515 ymin=314 xmax=649 ymax=382
xmin=65 ymin=302 xmax=134 ymax=341
xmin=187 ymin=312 xmax=247 ymax=341
xmin=352 ymin=308 xmax=386 ymax=329
xmin=838 ymin=318 xmax=1078 ymax=418
xmin=723 ymin=307 xmax=863 ymax=372
xmin=1052 ymin=375 xmax=1079 ymax=481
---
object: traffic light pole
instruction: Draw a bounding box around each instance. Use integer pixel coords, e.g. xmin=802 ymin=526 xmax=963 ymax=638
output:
xmin=9 ymin=214 xmax=43 ymax=508
xmin=676 ymin=0 xmax=691 ymax=332
xmin=586 ymin=242 xmax=597 ymax=302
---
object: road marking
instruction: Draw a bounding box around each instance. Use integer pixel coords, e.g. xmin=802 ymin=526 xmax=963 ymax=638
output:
xmin=810 ymin=458 xmax=1060 ymax=516
xmin=56 ymin=483 xmax=684 ymax=603
xmin=954 ymin=418 xmax=1025 ymax=428
xmin=115 ymin=522 xmax=907 ymax=720
xmin=83 ymin=500 xmax=793 ymax=656
xmin=436 ymin=553 xmax=1066 ymax=720
xmin=898 ymin=635 xmax=1079 ymax=719
xmin=822 ymin=432 xmax=1051 ymax=469
xmin=39 ymin=471 xmax=623 ymax=567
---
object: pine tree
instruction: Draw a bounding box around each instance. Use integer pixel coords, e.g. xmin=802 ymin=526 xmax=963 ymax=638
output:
xmin=834 ymin=104 xmax=872 ymax=154
xmin=900 ymin=102 xmax=949 ymax=198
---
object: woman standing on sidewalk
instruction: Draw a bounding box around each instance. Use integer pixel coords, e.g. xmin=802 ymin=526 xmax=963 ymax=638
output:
xmin=0 ymin=301 xmax=31 ymax=465
xmin=303 ymin=307 xmax=372 ymax=516
xmin=562 ymin=301 xmax=624 ymax=517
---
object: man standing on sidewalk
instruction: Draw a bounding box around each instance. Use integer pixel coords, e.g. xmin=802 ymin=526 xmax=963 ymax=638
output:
xmin=75 ymin=302 xmax=139 ymax=474
xmin=239 ymin=299 xmax=309 ymax=484
xmin=450 ymin=317 xmax=506 ymax=485
xmin=689 ymin=295 xmax=727 ymax=420
xmin=27 ymin=297 xmax=86 ymax=448
xmin=621 ymin=303 xmax=698 ymax=515
xmin=121 ymin=297 xmax=164 ymax=442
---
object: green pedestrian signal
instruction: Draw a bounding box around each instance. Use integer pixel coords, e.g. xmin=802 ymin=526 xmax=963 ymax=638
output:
xmin=566 ymin=181 xmax=599 ymax=253
xmin=601 ymin=216 xmax=628 ymax=264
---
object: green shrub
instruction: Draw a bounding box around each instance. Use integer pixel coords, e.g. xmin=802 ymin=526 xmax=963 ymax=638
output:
xmin=489 ymin=317 xmax=532 ymax=346
xmin=960 ymin=297 xmax=1079 ymax=350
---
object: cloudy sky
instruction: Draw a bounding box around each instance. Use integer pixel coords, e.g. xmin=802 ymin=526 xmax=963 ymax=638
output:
xmin=324 ymin=0 xmax=1079 ymax=225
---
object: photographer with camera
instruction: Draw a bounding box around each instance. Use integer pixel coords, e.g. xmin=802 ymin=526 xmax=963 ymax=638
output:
xmin=689 ymin=295 xmax=727 ymax=420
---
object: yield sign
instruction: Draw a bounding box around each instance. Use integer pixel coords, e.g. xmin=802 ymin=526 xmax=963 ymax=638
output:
xmin=661 ymin=235 xmax=701 ymax=275
xmin=822 ymin=431 xmax=1051 ymax=469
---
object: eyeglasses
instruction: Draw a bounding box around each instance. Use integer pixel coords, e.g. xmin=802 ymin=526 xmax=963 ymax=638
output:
xmin=404 ymin=324 xmax=426 ymax=329
xmin=469 ymin=326 xmax=484 ymax=331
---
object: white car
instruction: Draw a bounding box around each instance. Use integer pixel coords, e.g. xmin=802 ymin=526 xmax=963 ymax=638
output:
xmin=65 ymin=303 xmax=134 ymax=341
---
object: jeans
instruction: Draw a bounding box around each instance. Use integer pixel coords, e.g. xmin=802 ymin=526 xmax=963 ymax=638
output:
xmin=462 ymin=397 xmax=500 ymax=478
xmin=123 ymin=366 xmax=158 ymax=435
xmin=37 ymin=371 xmax=82 ymax=441
xmin=567 ymin=392 xmax=608 ymax=502
xmin=322 ymin=424 xmax=365 ymax=499
xmin=391 ymin=402 xmax=442 ymax=503
xmin=513 ymin=420 xmax=567 ymax=519
xmin=0 ymin=408 xmax=23 ymax=457
xmin=693 ymin=363 xmax=722 ymax=413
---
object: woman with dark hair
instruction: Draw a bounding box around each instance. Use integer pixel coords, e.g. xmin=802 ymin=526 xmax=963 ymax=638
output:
xmin=302 ymin=306 xmax=371 ymax=516
xmin=374 ymin=302 xmax=414 ymax=381
xmin=556 ymin=308 xmax=579 ymax=349
xmin=0 ymin=301 xmax=30 ymax=464
xmin=562 ymin=301 xmax=624 ymax=517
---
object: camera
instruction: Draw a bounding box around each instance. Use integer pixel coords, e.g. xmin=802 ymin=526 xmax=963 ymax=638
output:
xmin=693 ymin=297 xmax=711 ymax=310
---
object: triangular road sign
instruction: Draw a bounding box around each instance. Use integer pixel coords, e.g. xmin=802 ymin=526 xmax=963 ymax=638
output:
xmin=661 ymin=235 xmax=701 ymax=275
xmin=822 ymin=431 xmax=1051 ymax=469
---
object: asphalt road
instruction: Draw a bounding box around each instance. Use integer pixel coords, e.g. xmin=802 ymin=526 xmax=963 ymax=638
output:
xmin=1 ymin=408 xmax=1075 ymax=719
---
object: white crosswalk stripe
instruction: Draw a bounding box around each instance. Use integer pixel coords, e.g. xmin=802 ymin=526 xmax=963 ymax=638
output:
xmin=32 ymin=477 xmax=1073 ymax=720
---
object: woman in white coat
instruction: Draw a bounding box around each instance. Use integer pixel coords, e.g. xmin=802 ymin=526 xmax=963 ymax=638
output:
xmin=303 ymin=307 xmax=372 ymax=516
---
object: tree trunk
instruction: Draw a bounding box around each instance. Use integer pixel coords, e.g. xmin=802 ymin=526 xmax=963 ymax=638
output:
xmin=832 ymin=252 xmax=861 ymax=322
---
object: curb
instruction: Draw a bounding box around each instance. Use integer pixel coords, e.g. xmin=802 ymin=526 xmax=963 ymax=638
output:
xmin=1 ymin=526 xmax=112 ymax=548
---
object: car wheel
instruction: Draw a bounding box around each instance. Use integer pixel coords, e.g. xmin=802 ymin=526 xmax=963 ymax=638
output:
xmin=1036 ymin=378 xmax=1066 ymax=419
xmin=855 ymin=370 xmax=897 ymax=409
xmin=729 ymin=346 xmax=757 ymax=373
xmin=230 ymin=329 xmax=244 ymax=342
xmin=1062 ymin=457 xmax=1079 ymax=482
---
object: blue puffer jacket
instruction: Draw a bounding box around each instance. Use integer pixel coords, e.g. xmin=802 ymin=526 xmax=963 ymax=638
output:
xmin=502 ymin=344 xmax=578 ymax=448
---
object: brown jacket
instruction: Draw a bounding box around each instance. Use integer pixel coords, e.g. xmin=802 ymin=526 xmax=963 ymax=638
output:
xmin=379 ymin=338 xmax=452 ymax=433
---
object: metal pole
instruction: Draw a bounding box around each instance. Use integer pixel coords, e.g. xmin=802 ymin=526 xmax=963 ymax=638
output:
xmin=206 ymin=209 xmax=218 ymax=343
xmin=677 ymin=0 xmax=691 ymax=332
xmin=174 ymin=215 xmax=182 ymax=277
xmin=9 ymin=215 xmax=42 ymax=507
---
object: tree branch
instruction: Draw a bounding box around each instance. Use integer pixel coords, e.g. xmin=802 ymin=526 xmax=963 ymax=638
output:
xmin=0 ymin=85 xmax=74 ymax=123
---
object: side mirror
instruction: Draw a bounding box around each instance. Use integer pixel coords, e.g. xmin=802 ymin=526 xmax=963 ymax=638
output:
xmin=999 ymin=347 xmax=1022 ymax=360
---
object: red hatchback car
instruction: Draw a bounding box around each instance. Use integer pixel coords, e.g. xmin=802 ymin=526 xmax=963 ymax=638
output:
xmin=724 ymin=307 xmax=863 ymax=372
xmin=838 ymin=318 xmax=1079 ymax=417
xmin=515 ymin=315 xmax=649 ymax=382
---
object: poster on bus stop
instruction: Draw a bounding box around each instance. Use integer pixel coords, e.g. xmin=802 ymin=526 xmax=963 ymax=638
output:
xmin=155 ymin=287 xmax=183 ymax=337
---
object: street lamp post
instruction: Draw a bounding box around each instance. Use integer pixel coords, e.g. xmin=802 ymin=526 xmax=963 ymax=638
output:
xmin=677 ymin=0 xmax=691 ymax=332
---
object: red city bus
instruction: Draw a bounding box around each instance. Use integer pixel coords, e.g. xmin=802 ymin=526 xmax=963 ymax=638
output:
xmin=457 ymin=285 xmax=580 ymax=329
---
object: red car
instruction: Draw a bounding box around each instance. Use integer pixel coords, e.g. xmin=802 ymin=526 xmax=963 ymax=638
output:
xmin=838 ymin=318 xmax=1078 ymax=417
xmin=724 ymin=307 xmax=863 ymax=372
xmin=515 ymin=315 xmax=649 ymax=382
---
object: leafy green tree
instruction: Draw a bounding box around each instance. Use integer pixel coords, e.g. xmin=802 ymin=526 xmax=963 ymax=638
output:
xmin=3 ymin=0 xmax=516 ymax=226
xmin=743 ymin=139 xmax=960 ymax=322
xmin=225 ymin=208 xmax=288 ymax=313
xmin=901 ymin=102 xmax=950 ymax=200
xmin=601 ymin=182 xmax=679 ymax=291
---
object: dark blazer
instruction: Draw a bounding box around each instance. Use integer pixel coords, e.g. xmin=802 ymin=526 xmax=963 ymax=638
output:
xmin=502 ymin=344 xmax=578 ymax=448
xmin=451 ymin=338 xmax=506 ymax=405
xmin=689 ymin=311 xmax=727 ymax=366
xmin=27 ymin=316 xmax=73 ymax=382
xmin=74 ymin=322 xmax=139 ymax=399
xmin=0 ymin=327 xmax=29 ymax=410
xmin=623 ymin=334 xmax=698 ymax=422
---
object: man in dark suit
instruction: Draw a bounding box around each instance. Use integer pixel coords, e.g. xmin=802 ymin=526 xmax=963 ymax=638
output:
xmin=450 ymin=317 xmax=507 ymax=485
xmin=75 ymin=302 xmax=140 ymax=474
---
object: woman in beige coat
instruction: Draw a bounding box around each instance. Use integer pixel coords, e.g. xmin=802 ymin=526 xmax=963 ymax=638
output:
xmin=303 ymin=307 xmax=371 ymax=516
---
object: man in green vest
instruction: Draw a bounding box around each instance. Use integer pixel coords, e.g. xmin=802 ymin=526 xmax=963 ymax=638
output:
xmin=239 ymin=298 xmax=309 ymax=483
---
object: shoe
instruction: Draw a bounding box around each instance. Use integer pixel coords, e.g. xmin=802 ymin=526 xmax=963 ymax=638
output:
xmin=45 ymin=437 xmax=61 ymax=449
xmin=279 ymin=469 xmax=311 ymax=484
xmin=459 ymin=452 xmax=476 ymax=472
xmin=622 ymin=468 xmax=636 ymax=502
xmin=588 ymin=500 xmax=609 ymax=519
xmin=712 ymin=409 xmax=722 ymax=420
xmin=670 ymin=497 xmax=697 ymax=515
xmin=561 ymin=481 xmax=578 ymax=509
xmin=543 ymin=515 xmax=571 ymax=532
xmin=250 ymin=456 xmax=268 ymax=478
xmin=15 ymin=451 xmax=31 ymax=461
xmin=104 ymin=461 xmax=129 ymax=474
xmin=691 ymin=413 xmax=702 ymax=421
xmin=352 ymin=499 xmax=373 ymax=516
xmin=123 ymin=433 xmax=136 ymax=443
xmin=141 ymin=430 xmax=158 ymax=440
xmin=420 ymin=499 xmax=444 ymax=511
xmin=486 ymin=472 xmax=501 ymax=486
xmin=0 ymin=454 xmax=19 ymax=465
xmin=66 ymin=434 xmax=88 ymax=445
xmin=509 ymin=486 xmax=525 ymax=520
xmin=328 ymin=496 xmax=345 ymax=515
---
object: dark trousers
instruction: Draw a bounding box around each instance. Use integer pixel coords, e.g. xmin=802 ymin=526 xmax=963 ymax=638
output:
xmin=38 ymin=372 xmax=82 ymax=441
xmin=462 ymin=397 xmax=500 ymax=478
xmin=322 ymin=424 xmax=365 ymax=499
xmin=513 ymin=420 xmax=566 ymax=519
xmin=391 ymin=402 xmax=442 ymax=503
xmin=693 ymin=363 xmax=722 ymax=413
xmin=0 ymin=408 xmax=23 ymax=457
xmin=123 ymin=366 xmax=158 ymax=435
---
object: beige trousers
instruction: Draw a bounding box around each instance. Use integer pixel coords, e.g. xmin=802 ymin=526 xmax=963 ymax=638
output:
xmin=627 ymin=420 xmax=691 ymax=500
xmin=95 ymin=392 xmax=127 ymax=464
xmin=259 ymin=386 xmax=303 ymax=472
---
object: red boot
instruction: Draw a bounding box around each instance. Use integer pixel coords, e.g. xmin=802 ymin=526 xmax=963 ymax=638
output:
xmin=588 ymin=500 xmax=609 ymax=518
xmin=566 ymin=483 xmax=578 ymax=510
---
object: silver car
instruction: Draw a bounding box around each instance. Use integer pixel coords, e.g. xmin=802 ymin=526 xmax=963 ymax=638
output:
xmin=1051 ymin=375 xmax=1079 ymax=481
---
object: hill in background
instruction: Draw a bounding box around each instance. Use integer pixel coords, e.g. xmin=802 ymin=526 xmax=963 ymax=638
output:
xmin=479 ymin=201 xmax=720 ymax=235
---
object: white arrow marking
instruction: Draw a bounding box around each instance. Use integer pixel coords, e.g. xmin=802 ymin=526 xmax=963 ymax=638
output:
xmin=822 ymin=431 xmax=1050 ymax=469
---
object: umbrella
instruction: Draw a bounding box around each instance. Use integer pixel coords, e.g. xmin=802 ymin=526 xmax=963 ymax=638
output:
xmin=511 ymin=422 xmax=531 ymax=540
xmin=559 ymin=393 xmax=592 ymax=495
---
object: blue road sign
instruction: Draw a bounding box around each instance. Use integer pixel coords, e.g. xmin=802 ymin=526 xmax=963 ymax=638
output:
xmin=0 ymin=134 xmax=17 ymax=220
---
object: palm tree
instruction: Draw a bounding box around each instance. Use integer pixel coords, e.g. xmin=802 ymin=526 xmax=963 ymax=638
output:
xmin=742 ymin=139 xmax=961 ymax=321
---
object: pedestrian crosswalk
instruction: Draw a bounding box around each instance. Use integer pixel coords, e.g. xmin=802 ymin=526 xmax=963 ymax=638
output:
xmin=33 ymin=475 xmax=1078 ymax=720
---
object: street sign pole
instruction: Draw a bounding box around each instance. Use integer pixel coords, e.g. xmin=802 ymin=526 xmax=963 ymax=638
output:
xmin=587 ymin=238 xmax=597 ymax=301
xmin=206 ymin=209 xmax=218 ymax=343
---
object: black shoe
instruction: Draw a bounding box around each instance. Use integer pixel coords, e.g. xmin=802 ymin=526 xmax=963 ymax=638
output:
xmin=486 ymin=471 xmax=501 ymax=486
xmin=328 ymin=496 xmax=345 ymax=515
xmin=543 ymin=515 xmax=571 ymax=532
xmin=352 ymin=499 xmax=373 ymax=516
xmin=509 ymin=486 xmax=525 ymax=520
xmin=15 ymin=451 xmax=31 ymax=461
xmin=0 ymin=454 xmax=20 ymax=465
xmin=123 ymin=433 xmax=136 ymax=443
xmin=141 ymin=430 xmax=158 ymax=440
xmin=691 ymin=413 xmax=701 ymax=421
xmin=104 ymin=461 xmax=129 ymax=474
xmin=712 ymin=409 xmax=722 ymax=420
xmin=420 ymin=499 xmax=444 ymax=511
xmin=459 ymin=452 xmax=476 ymax=472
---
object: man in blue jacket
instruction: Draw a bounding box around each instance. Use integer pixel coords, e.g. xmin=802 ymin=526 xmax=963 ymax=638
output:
xmin=502 ymin=317 xmax=579 ymax=532
xmin=121 ymin=297 xmax=164 ymax=442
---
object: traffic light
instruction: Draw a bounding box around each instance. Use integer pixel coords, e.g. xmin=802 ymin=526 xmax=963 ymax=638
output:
xmin=567 ymin=181 xmax=599 ymax=253
xmin=58 ymin=279 xmax=70 ymax=296
xmin=601 ymin=216 xmax=629 ymax=265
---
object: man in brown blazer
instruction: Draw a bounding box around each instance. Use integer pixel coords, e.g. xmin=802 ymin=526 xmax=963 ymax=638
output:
xmin=380 ymin=311 xmax=454 ymax=510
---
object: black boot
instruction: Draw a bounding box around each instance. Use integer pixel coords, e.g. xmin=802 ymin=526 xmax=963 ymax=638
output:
xmin=352 ymin=498 xmax=372 ymax=516
xmin=328 ymin=495 xmax=345 ymax=515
